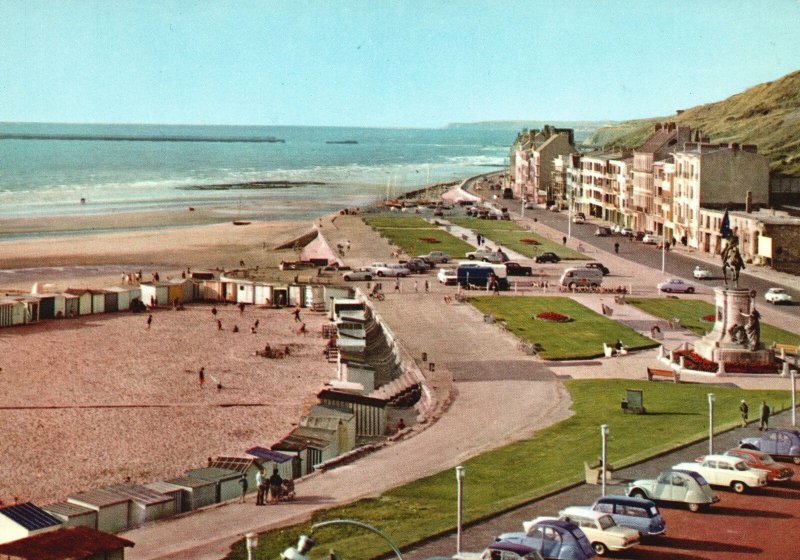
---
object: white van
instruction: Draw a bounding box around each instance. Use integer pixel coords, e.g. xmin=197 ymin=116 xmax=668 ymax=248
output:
xmin=560 ymin=267 xmax=603 ymax=289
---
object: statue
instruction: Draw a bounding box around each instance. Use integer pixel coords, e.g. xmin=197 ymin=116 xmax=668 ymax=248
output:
xmin=740 ymin=308 xmax=761 ymax=351
xmin=721 ymin=235 xmax=745 ymax=288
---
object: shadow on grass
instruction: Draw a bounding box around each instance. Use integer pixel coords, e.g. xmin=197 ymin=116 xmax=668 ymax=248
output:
xmin=640 ymin=411 xmax=702 ymax=417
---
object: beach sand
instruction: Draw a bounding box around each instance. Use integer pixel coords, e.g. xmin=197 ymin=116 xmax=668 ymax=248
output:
xmin=0 ymin=207 xmax=341 ymax=505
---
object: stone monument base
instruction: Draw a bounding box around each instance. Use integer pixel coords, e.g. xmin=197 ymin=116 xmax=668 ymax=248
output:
xmin=693 ymin=339 xmax=774 ymax=365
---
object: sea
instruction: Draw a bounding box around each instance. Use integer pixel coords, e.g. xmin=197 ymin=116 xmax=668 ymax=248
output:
xmin=0 ymin=122 xmax=527 ymax=223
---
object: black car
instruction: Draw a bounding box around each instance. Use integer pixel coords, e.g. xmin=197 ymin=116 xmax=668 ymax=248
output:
xmin=585 ymin=262 xmax=610 ymax=275
xmin=401 ymin=258 xmax=432 ymax=273
xmin=534 ymin=252 xmax=561 ymax=264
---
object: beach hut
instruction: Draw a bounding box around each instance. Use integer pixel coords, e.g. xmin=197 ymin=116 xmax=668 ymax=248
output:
xmin=302 ymin=404 xmax=356 ymax=454
xmin=317 ymin=389 xmax=388 ymax=438
xmin=162 ymin=476 xmax=216 ymax=512
xmin=61 ymin=293 xmax=79 ymax=318
xmin=42 ymin=502 xmax=98 ymax=530
xmin=288 ymin=285 xmax=304 ymax=307
xmin=245 ymin=447 xmax=296 ymax=481
xmin=0 ymin=503 xmax=62 ymax=545
xmin=105 ymin=287 xmax=138 ymax=312
xmin=65 ymin=289 xmax=92 ymax=316
xmin=89 ymin=290 xmax=106 ymax=314
xmin=207 ymin=457 xmax=265 ymax=494
xmin=199 ymin=278 xmax=223 ymax=302
xmin=103 ymin=290 xmax=119 ymax=313
xmin=30 ymin=294 xmax=57 ymax=320
xmin=166 ymin=278 xmax=195 ymax=304
xmin=0 ymin=526 xmax=134 ymax=560
xmin=272 ymin=426 xmax=337 ymax=476
xmin=329 ymin=298 xmax=364 ymax=321
xmin=234 ymin=279 xmax=255 ymax=304
xmin=143 ymin=482 xmax=184 ymax=515
xmin=184 ymin=467 xmax=241 ymax=503
xmin=343 ymin=364 xmax=375 ymax=393
xmin=271 ymin=284 xmax=289 ymax=307
xmin=139 ymin=282 xmax=170 ymax=307
xmin=324 ymin=286 xmax=353 ymax=310
xmin=0 ymin=299 xmax=18 ymax=328
xmin=104 ymin=484 xmax=175 ymax=528
xmin=67 ymin=489 xmax=130 ymax=533
xmin=253 ymin=283 xmax=273 ymax=305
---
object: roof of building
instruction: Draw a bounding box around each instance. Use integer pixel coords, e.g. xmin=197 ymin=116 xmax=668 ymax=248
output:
xmin=163 ymin=476 xmax=216 ymax=489
xmin=105 ymin=484 xmax=173 ymax=506
xmin=318 ymin=388 xmax=388 ymax=407
xmin=184 ymin=467 xmax=241 ymax=482
xmin=245 ymin=446 xmax=294 ymax=463
xmin=208 ymin=456 xmax=264 ymax=474
xmin=307 ymin=404 xmax=356 ymax=421
xmin=272 ymin=426 xmax=336 ymax=451
xmin=300 ymin=416 xmax=343 ymax=432
xmin=0 ymin=502 xmax=62 ymax=531
xmin=67 ymin=488 xmax=130 ymax=508
xmin=0 ymin=526 xmax=134 ymax=559
xmin=42 ymin=502 xmax=96 ymax=518
xmin=143 ymin=481 xmax=184 ymax=495
xmin=636 ymin=126 xmax=679 ymax=154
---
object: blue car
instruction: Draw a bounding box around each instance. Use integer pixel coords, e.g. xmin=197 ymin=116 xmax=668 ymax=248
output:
xmin=497 ymin=519 xmax=596 ymax=560
xmin=740 ymin=428 xmax=800 ymax=464
xmin=589 ymin=496 xmax=666 ymax=537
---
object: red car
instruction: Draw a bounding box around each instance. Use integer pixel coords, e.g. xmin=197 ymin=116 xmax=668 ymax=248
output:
xmin=724 ymin=448 xmax=793 ymax=483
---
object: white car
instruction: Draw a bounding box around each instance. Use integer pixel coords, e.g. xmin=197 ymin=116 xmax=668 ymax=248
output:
xmin=693 ymin=266 xmax=712 ymax=280
xmin=658 ymin=278 xmax=695 ymax=294
xmin=642 ymin=234 xmax=663 ymax=245
xmin=368 ymin=262 xmax=410 ymax=277
xmin=530 ymin=508 xmax=640 ymax=556
xmin=673 ymin=455 xmax=768 ymax=493
xmin=437 ymin=268 xmax=457 ymax=285
xmin=466 ymin=248 xmax=508 ymax=263
xmin=764 ymin=287 xmax=793 ymax=305
xmin=418 ymin=251 xmax=451 ymax=264
xmin=341 ymin=268 xmax=373 ymax=281
xmin=572 ymin=215 xmax=586 ymax=224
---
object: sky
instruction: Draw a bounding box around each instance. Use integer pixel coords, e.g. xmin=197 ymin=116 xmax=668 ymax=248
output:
xmin=1 ymin=0 xmax=799 ymax=128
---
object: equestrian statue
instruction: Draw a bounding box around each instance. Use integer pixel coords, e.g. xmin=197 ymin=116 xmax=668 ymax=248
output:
xmin=720 ymin=235 xmax=745 ymax=288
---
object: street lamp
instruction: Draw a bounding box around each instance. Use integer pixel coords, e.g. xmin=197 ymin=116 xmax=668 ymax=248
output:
xmin=281 ymin=519 xmax=404 ymax=560
xmin=245 ymin=532 xmax=258 ymax=560
xmin=455 ymin=466 xmax=465 ymax=556
xmin=791 ymin=369 xmax=797 ymax=428
xmin=661 ymin=237 xmax=666 ymax=274
xmin=600 ymin=424 xmax=609 ymax=497
xmin=707 ymin=393 xmax=716 ymax=454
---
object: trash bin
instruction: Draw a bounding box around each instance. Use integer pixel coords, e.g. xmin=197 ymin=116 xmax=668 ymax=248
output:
xmin=421 ymin=352 xmax=428 ymax=362
xmin=429 ymin=363 xmax=436 ymax=372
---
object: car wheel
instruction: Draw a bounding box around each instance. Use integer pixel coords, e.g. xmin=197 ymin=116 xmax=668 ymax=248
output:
xmin=687 ymin=502 xmax=701 ymax=513
xmin=343 ymin=275 xmax=351 ymax=281
xmin=569 ymin=282 xmax=576 ymax=289
xmin=377 ymin=271 xmax=384 ymax=277
xmin=687 ymin=287 xmax=695 ymax=294
xmin=664 ymin=288 xmax=672 ymax=293
xmin=365 ymin=275 xmax=372 ymax=281
xmin=793 ymin=456 xmax=800 ymax=465
xmin=482 ymin=258 xmax=489 ymax=262
xmin=629 ymin=489 xmax=646 ymax=499
xmin=739 ymin=444 xmax=757 ymax=450
xmin=592 ymin=542 xmax=607 ymax=556
xmin=467 ymin=255 xmax=475 ymax=260
xmin=526 ymin=271 xmax=532 ymax=276
xmin=731 ymin=481 xmax=746 ymax=494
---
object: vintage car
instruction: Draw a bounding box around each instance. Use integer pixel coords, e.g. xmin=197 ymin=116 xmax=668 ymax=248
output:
xmin=466 ymin=248 xmax=509 ymax=263
xmin=505 ymin=261 xmax=533 ymax=276
xmin=641 ymin=234 xmax=663 ymax=245
xmin=418 ymin=251 xmax=452 ymax=264
xmin=368 ymin=262 xmax=410 ymax=277
xmin=657 ymin=278 xmax=695 ymax=294
xmin=674 ymin=454 xmax=767 ymax=493
xmin=555 ymin=507 xmax=640 ymax=556
xmin=584 ymin=262 xmax=609 ymax=276
xmin=589 ymin=495 xmax=666 ymax=537
xmin=692 ymin=265 xmax=712 ymax=280
xmin=437 ymin=268 xmax=457 ymax=285
xmin=534 ymin=252 xmax=561 ymax=264
xmin=497 ymin=518 xmax=596 ymax=560
xmin=402 ymin=258 xmax=433 ymax=273
xmin=627 ymin=469 xmax=719 ymax=512
xmin=722 ymin=448 xmax=794 ymax=483
xmin=435 ymin=542 xmax=546 ymax=560
xmin=764 ymin=287 xmax=793 ymax=305
xmin=572 ymin=215 xmax=586 ymax=224
xmin=740 ymin=428 xmax=800 ymax=464
xmin=341 ymin=268 xmax=373 ymax=281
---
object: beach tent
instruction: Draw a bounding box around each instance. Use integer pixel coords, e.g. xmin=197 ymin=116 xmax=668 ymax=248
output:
xmin=104 ymin=484 xmax=175 ymax=528
xmin=254 ymin=283 xmax=273 ymax=305
xmin=139 ymin=282 xmax=169 ymax=307
xmin=162 ymin=476 xmax=216 ymax=512
xmin=89 ymin=290 xmax=106 ymax=314
xmin=65 ymin=289 xmax=92 ymax=316
xmin=0 ymin=502 xmax=62 ymax=545
xmin=0 ymin=526 xmax=134 ymax=560
xmin=143 ymin=482 xmax=184 ymax=515
xmin=289 ymin=285 xmax=304 ymax=307
xmin=42 ymin=502 xmax=98 ymax=530
xmin=245 ymin=447 xmax=296 ymax=481
xmin=67 ymin=488 xmax=130 ymax=533
xmin=184 ymin=467 xmax=241 ymax=503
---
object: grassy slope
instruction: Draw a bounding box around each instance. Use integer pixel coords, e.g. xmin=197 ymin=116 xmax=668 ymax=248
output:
xmin=227 ymin=380 xmax=790 ymax=560
xmin=583 ymin=70 xmax=800 ymax=176
xmin=449 ymin=218 xmax=586 ymax=260
xmin=468 ymin=296 xmax=657 ymax=359
xmin=626 ymin=298 xmax=800 ymax=346
xmin=364 ymin=216 xmax=475 ymax=258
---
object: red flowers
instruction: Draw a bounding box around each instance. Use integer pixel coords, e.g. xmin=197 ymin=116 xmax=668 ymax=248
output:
xmin=520 ymin=238 xmax=540 ymax=245
xmin=700 ymin=314 xmax=715 ymax=322
xmin=673 ymin=349 xmax=778 ymax=373
xmin=536 ymin=311 xmax=570 ymax=322
xmin=418 ymin=237 xmax=440 ymax=243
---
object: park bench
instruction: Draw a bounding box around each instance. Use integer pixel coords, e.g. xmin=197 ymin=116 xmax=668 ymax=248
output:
xmin=772 ymin=342 xmax=799 ymax=357
xmin=647 ymin=366 xmax=680 ymax=383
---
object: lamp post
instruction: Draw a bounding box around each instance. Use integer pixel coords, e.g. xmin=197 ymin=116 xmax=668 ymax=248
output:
xmin=455 ymin=466 xmax=465 ymax=556
xmin=281 ymin=519 xmax=404 ymax=560
xmin=791 ymin=369 xmax=797 ymax=428
xmin=661 ymin=236 xmax=666 ymax=274
xmin=245 ymin=533 xmax=258 ymax=560
xmin=707 ymin=393 xmax=715 ymax=454
xmin=600 ymin=424 xmax=609 ymax=497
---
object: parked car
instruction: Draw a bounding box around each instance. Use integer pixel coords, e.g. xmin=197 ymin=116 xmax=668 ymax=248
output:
xmin=584 ymin=262 xmax=609 ymax=276
xmin=619 ymin=227 xmax=635 ymax=237
xmin=534 ymin=252 xmax=561 ymax=264
xmin=555 ymin=507 xmax=640 ymax=556
xmin=641 ymin=234 xmax=663 ymax=245
xmin=572 ymin=216 xmax=586 ymax=224
xmin=576 ymin=212 xmax=587 ymax=220
xmin=524 ymin=201 xmax=537 ymax=210
xmin=402 ymin=258 xmax=432 ymax=273
xmin=627 ymin=469 xmax=719 ymax=512
xmin=497 ymin=518 xmax=596 ymax=560
xmin=548 ymin=205 xmax=560 ymax=212
xmin=559 ymin=267 xmax=603 ymax=289
xmin=611 ymin=224 xmax=622 ymax=234
xmin=594 ymin=227 xmax=612 ymax=237
xmin=505 ymin=261 xmax=533 ymax=276
xmin=657 ymin=278 xmax=695 ymax=293
xmin=341 ymin=268 xmax=373 ymax=281
xmin=589 ymin=495 xmax=666 ymax=537
xmin=437 ymin=268 xmax=458 ymax=285
xmin=466 ymin=248 xmax=509 ymax=263
xmin=723 ymin=448 xmax=794 ymax=483
xmin=764 ymin=287 xmax=793 ymax=305
xmin=435 ymin=541 xmax=545 ymax=560
xmin=418 ymin=251 xmax=451 ymax=264
xmin=368 ymin=262 xmax=410 ymax=277
xmin=692 ymin=265 xmax=712 ymax=280
xmin=739 ymin=428 xmax=800 ymax=464
xmin=674 ymin=454 xmax=767 ymax=493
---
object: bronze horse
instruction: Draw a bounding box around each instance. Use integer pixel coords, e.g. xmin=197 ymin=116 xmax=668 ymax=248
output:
xmin=721 ymin=244 xmax=744 ymax=288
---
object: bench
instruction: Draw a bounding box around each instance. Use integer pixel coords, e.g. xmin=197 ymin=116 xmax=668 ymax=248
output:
xmin=584 ymin=461 xmax=614 ymax=485
xmin=647 ymin=367 xmax=680 ymax=383
xmin=772 ymin=342 xmax=799 ymax=357
xmin=668 ymin=317 xmax=681 ymax=329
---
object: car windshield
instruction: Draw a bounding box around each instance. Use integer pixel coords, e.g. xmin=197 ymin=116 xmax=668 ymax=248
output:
xmin=770 ymin=289 xmax=785 ymax=294
xmin=758 ymin=453 xmax=775 ymax=464
xmin=734 ymin=461 xmax=750 ymax=471
xmin=598 ymin=515 xmax=616 ymax=530
xmin=648 ymin=506 xmax=658 ymax=516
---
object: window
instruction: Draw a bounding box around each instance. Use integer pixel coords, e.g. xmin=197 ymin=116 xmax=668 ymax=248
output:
xmin=621 ymin=506 xmax=647 ymax=518
xmin=734 ymin=462 xmax=749 ymax=472
xmin=672 ymin=476 xmax=686 ymax=486
xmin=594 ymin=503 xmax=613 ymax=514
xmin=598 ymin=516 xmax=616 ymax=530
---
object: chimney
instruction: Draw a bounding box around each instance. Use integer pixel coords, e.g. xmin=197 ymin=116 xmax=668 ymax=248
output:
xmin=746 ymin=191 xmax=752 ymax=213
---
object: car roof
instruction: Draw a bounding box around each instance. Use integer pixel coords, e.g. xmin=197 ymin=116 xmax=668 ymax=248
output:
xmin=561 ymin=506 xmax=605 ymax=520
xmin=594 ymin=495 xmax=656 ymax=508
xmin=672 ymin=469 xmax=709 ymax=483
xmin=488 ymin=541 xmax=540 ymax=554
xmin=697 ymin=454 xmax=742 ymax=463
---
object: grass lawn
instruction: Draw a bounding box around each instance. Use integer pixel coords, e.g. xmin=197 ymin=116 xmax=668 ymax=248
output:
xmin=627 ymin=298 xmax=800 ymax=347
xmin=227 ymin=380 xmax=790 ymax=560
xmin=364 ymin=216 xmax=475 ymax=258
xmin=467 ymin=296 xmax=657 ymax=359
xmin=449 ymin=217 xmax=586 ymax=260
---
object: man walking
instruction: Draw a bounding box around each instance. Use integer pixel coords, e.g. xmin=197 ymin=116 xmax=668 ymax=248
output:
xmin=759 ymin=400 xmax=770 ymax=431
xmin=739 ymin=399 xmax=749 ymax=427
xmin=614 ymin=242 xmax=620 ymax=254
xmin=198 ymin=367 xmax=205 ymax=387
xmin=146 ymin=314 xmax=153 ymax=329
xmin=238 ymin=473 xmax=248 ymax=503
xmin=255 ymin=467 xmax=266 ymax=506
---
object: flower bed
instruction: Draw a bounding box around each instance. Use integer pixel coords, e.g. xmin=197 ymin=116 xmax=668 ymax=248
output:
xmin=673 ymin=349 xmax=779 ymax=374
xmin=535 ymin=311 xmax=571 ymax=323
xmin=418 ymin=236 xmax=440 ymax=243
xmin=700 ymin=314 xmax=715 ymax=322
xmin=520 ymin=238 xmax=540 ymax=245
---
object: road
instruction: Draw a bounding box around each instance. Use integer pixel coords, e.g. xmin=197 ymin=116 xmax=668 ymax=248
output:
xmin=506 ymin=200 xmax=800 ymax=317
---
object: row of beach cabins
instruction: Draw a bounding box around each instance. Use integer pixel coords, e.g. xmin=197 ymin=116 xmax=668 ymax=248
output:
xmin=0 ymin=276 xmax=431 ymax=558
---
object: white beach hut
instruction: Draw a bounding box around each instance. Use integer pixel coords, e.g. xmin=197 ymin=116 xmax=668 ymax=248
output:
xmin=61 ymin=292 xmax=80 ymax=318
xmin=105 ymin=483 xmax=175 ymax=528
xmin=254 ymin=283 xmax=273 ymax=305
xmin=143 ymin=481 xmax=184 ymax=515
xmin=234 ymin=279 xmax=255 ymax=304
xmin=66 ymin=488 xmax=130 ymax=533
xmin=139 ymin=282 xmax=170 ymax=307
xmin=89 ymin=290 xmax=106 ymax=314
xmin=65 ymin=289 xmax=92 ymax=316
xmin=106 ymin=287 xmax=133 ymax=311
xmin=0 ymin=502 xmax=62 ymax=545
xmin=42 ymin=501 xmax=98 ymax=530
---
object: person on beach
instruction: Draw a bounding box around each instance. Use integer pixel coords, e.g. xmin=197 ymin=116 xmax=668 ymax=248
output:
xmin=238 ymin=473 xmax=248 ymax=503
xmin=292 ymin=307 xmax=301 ymax=322
xmin=413 ymin=280 xmax=418 ymax=292
xmin=424 ymin=279 xmax=429 ymax=293
xmin=739 ymin=399 xmax=749 ymax=427
xmin=217 ymin=319 xmax=222 ymax=331
xmin=759 ymin=401 xmax=770 ymax=431
xmin=256 ymin=467 xmax=266 ymax=506
xmin=239 ymin=302 xmax=246 ymax=314
xmin=394 ymin=278 xmax=400 ymax=292
xmin=198 ymin=367 xmax=205 ymax=387
xmin=297 ymin=323 xmax=307 ymax=336
xmin=562 ymin=236 xmax=567 ymax=245
xmin=232 ymin=325 xmax=239 ymax=333
xmin=211 ymin=306 xmax=218 ymax=317
xmin=269 ymin=468 xmax=283 ymax=503
xmin=614 ymin=242 xmax=620 ymax=254
xmin=146 ymin=314 xmax=153 ymax=329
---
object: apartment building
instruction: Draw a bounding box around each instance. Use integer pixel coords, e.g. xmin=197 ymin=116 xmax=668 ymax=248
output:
xmin=511 ymin=126 xmax=575 ymax=204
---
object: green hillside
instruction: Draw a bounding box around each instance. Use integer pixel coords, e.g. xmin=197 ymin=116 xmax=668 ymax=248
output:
xmin=583 ymin=70 xmax=800 ymax=176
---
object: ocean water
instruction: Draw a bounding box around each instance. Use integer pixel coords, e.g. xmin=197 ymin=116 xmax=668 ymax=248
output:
xmin=0 ymin=122 xmax=518 ymax=221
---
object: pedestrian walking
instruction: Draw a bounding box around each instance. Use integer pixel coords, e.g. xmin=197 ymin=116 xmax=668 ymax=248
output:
xmin=614 ymin=242 xmax=620 ymax=254
xmin=217 ymin=319 xmax=222 ymax=331
xmin=476 ymin=234 xmax=482 ymax=245
xmin=759 ymin=400 xmax=770 ymax=431
xmin=239 ymin=302 xmax=246 ymax=314
xmin=413 ymin=280 xmax=418 ymax=292
xmin=238 ymin=474 xmax=248 ymax=503
xmin=256 ymin=467 xmax=266 ymax=506
xmin=146 ymin=314 xmax=152 ymax=329
xmin=562 ymin=236 xmax=567 ymax=245
xmin=394 ymin=277 xmax=400 ymax=292
xmin=211 ymin=306 xmax=218 ymax=317
xmin=424 ymin=279 xmax=430 ymax=293
xmin=292 ymin=307 xmax=301 ymax=322
xmin=739 ymin=399 xmax=749 ymax=427
xmin=198 ymin=367 xmax=205 ymax=387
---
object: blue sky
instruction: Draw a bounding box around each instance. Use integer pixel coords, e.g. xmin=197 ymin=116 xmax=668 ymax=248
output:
xmin=1 ymin=1 xmax=798 ymax=127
